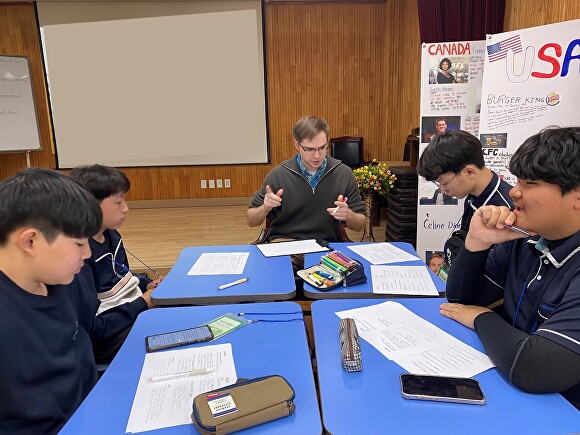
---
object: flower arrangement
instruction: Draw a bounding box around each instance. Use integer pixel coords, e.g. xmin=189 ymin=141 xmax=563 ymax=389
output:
xmin=353 ymin=159 xmax=396 ymax=197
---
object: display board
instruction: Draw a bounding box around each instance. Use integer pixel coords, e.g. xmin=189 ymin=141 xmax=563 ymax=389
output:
xmin=0 ymin=55 xmax=42 ymax=152
xmin=416 ymin=40 xmax=486 ymax=262
xmin=479 ymin=18 xmax=580 ymax=185
xmin=37 ymin=1 xmax=267 ymax=168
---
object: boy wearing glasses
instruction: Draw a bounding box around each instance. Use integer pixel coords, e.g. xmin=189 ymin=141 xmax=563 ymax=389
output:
xmin=441 ymin=126 xmax=580 ymax=409
xmin=70 ymin=165 xmax=159 ymax=364
xmin=418 ymin=129 xmax=513 ymax=271
xmin=0 ymin=169 xmax=101 ymax=433
xmin=247 ymin=115 xmax=365 ymax=242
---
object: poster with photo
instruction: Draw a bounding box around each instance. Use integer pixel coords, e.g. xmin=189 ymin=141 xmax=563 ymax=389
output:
xmin=416 ymin=40 xmax=486 ymax=262
xmin=479 ymin=18 xmax=580 ymax=185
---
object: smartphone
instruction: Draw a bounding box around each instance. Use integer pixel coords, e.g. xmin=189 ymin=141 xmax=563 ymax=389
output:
xmin=145 ymin=325 xmax=214 ymax=352
xmin=400 ymin=374 xmax=486 ymax=405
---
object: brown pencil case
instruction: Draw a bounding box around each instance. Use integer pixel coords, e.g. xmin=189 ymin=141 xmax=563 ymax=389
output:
xmin=191 ymin=375 xmax=295 ymax=434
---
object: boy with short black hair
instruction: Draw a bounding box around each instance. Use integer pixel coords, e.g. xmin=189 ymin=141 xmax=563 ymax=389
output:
xmin=441 ymin=126 xmax=580 ymax=409
xmin=418 ymin=129 xmax=513 ymax=270
xmin=0 ymin=168 xmax=102 ymax=433
xmin=69 ymin=164 xmax=159 ymax=364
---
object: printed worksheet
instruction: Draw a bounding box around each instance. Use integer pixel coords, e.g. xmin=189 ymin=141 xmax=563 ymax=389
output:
xmin=126 ymin=343 xmax=237 ymax=433
xmin=346 ymin=243 xmax=419 ymax=264
xmin=187 ymin=252 xmax=249 ymax=275
xmin=371 ymin=265 xmax=439 ymax=296
xmin=336 ymin=301 xmax=494 ymax=377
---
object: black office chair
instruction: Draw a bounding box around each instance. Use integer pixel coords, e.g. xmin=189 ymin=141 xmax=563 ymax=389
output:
xmin=330 ymin=136 xmax=363 ymax=168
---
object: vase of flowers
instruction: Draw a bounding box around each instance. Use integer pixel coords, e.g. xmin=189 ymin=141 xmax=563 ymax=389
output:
xmin=353 ymin=160 xmax=396 ymax=237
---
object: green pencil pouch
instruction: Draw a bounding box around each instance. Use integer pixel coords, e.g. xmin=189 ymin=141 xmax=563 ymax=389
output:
xmin=191 ymin=375 xmax=295 ymax=434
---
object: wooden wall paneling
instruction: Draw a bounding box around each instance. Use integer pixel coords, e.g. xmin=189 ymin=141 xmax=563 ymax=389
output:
xmin=265 ymin=3 xmax=387 ymax=164
xmin=381 ymin=0 xmax=421 ymax=161
xmin=504 ymin=0 xmax=580 ymax=31
xmin=0 ymin=3 xmax=55 ymax=179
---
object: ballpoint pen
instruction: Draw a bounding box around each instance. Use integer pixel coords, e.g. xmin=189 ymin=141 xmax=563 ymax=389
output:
xmin=149 ymin=367 xmax=215 ymax=382
xmin=218 ymin=277 xmax=249 ymax=290
xmin=475 ymin=210 xmax=531 ymax=237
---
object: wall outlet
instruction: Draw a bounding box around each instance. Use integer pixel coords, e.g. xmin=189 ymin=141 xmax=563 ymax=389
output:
xmin=209 ymin=179 xmax=215 ymax=188
xmin=216 ymin=179 xmax=223 ymax=188
xmin=200 ymin=179 xmax=207 ymax=189
xmin=224 ymin=178 xmax=231 ymax=188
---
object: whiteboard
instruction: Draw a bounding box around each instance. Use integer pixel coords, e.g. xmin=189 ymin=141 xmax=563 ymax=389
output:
xmin=38 ymin=1 xmax=268 ymax=168
xmin=0 ymin=55 xmax=42 ymax=152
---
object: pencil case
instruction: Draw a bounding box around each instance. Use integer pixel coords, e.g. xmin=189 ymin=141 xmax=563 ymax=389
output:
xmin=191 ymin=375 xmax=295 ymax=434
xmin=339 ymin=318 xmax=363 ymax=372
xmin=297 ymin=251 xmax=367 ymax=291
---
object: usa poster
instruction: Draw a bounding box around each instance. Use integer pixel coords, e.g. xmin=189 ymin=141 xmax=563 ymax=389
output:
xmin=479 ymin=18 xmax=580 ymax=185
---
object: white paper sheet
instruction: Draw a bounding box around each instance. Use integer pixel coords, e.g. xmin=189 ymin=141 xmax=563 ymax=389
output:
xmin=187 ymin=252 xmax=249 ymax=275
xmin=256 ymin=239 xmax=330 ymax=257
xmin=346 ymin=243 xmax=419 ymax=264
xmin=336 ymin=301 xmax=494 ymax=378
xmin=126 ymin=343 xmax=237 ymax=433
xmin=371 ymin=265 xmax=439 ymax=295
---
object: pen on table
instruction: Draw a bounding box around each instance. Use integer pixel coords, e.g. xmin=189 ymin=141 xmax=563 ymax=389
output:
xmin=218 ymin=277 xmax=249 ymax=290
xmin=332 ymin=197 xmax=348 ymax=215
xmin=149 ymin=367 xmax=215 ymax=382
xmin=475 ymin=210 xmax=532 ymax=237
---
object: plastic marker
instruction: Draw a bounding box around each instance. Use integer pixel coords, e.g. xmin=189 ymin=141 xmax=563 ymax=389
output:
xmin=308 ymin=273 xmax=324 ymax=287
xmin=149 ymin=367 xmax=215 ymax=382
xmin=332 ymin=197 xmax=348 ymax=215
xmin=218 ymin=277 xmax=249 ymax=290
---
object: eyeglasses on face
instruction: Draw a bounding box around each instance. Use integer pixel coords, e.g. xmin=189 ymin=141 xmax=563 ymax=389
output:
xmin=298 ymin=142 xmax=329 ymax=155
xmin=433 ymin=172 xmax=459 ymax=188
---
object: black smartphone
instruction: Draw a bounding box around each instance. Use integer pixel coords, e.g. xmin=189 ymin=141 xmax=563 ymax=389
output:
xmin=145 ymin=325 xmax=214 ymax=352
xmin=400 ymin=374 xmax=486 ymax=405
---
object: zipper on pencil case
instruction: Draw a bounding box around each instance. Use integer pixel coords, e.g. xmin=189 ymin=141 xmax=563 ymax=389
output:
xmin=346 ymin=320 xmax=354 ymax=362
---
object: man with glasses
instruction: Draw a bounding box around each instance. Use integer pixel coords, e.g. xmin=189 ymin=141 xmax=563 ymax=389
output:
xmin=247 ymin=115 xmax=365 ymax=243
xmin=418 ymin=129 xmax=513 ymax=271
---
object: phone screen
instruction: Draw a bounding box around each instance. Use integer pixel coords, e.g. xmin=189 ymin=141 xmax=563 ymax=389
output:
xmin=145 ymin=325 xmax=214 ymax=352
xmin=400 ymin=374 xmax=485 ymax=404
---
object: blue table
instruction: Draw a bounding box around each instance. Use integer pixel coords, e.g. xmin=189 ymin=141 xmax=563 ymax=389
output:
xmin=311 ymin=298 xmax=580 ymax=435
xmin=62 ymin=302 xmax=321 ymax=434
xmin=151 ymin=245 xmax=296 ymax=305
xmin=303 ymin=242 xmax=445 ymax=299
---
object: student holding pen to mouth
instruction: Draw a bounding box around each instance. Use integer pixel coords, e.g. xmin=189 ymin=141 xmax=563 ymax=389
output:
xmin=442 ymin=127 xmax=580 ymax=410
xmin=247 ymin=115 xmax=365 ymax=245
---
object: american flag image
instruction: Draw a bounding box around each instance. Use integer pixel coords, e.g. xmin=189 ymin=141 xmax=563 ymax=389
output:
xmin=487 ymin=35 xmax=522 ymax=62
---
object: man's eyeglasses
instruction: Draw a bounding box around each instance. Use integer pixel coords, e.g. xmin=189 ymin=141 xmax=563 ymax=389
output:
xmin=298 ymin=142 xmax=329 ymax=155
xmin=433 ymin=172 xmax=458 ymax=188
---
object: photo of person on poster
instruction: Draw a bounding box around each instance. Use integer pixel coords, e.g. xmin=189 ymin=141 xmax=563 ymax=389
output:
xmin=431 ymin=187 xmax=456 ymax=205
xmin=421 ymin=116 xmax=461 ymax=143
xmin=426 ymin=251 xmax=444 ymax=274
xmin=437 ymin=57 xmax=456 ymax=84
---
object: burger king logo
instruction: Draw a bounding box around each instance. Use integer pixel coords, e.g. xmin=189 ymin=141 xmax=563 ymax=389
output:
xmin=546 ymin=92 xmax=560 ymax=106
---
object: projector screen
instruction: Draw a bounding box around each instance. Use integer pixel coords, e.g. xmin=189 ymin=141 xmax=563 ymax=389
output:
xmin=37 ymin=1 xmax=268 ymax=168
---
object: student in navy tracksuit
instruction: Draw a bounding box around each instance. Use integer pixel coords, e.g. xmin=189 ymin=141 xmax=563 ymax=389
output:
xmin=442 ymin=127 xmax=580 ymax=409
xmin=0 ymin=169 xmax=102 ymax=433
xmin=418 ymin=129 xmax=513 ymax=270
xmin=70 ymin=164 xmax=162 ymax=364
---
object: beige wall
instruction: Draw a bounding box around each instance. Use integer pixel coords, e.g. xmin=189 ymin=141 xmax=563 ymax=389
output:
xmin=0 ymin=0 xmax=578 ymax=199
